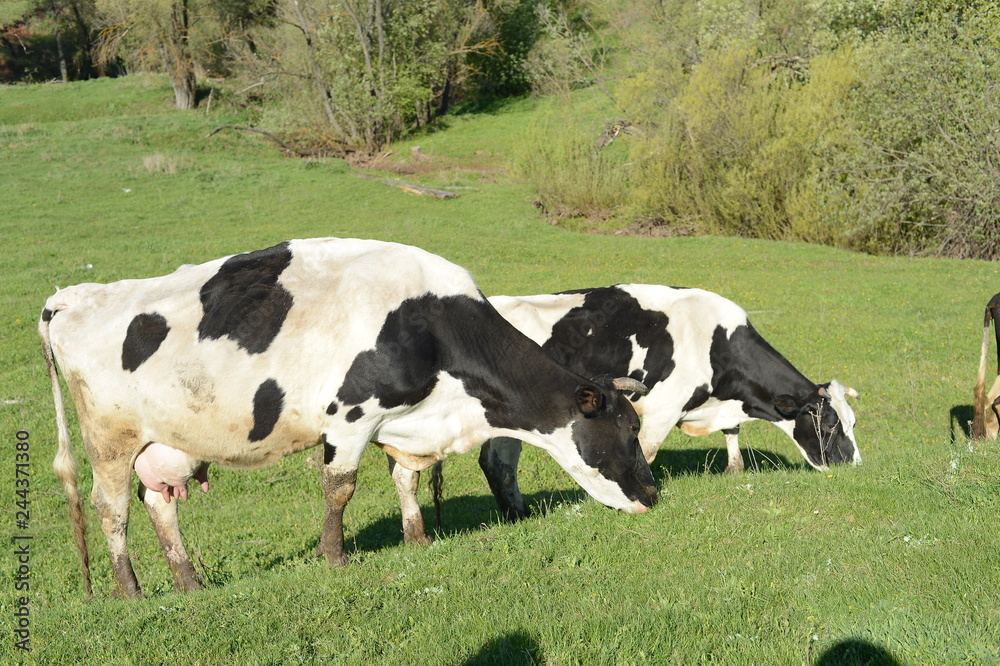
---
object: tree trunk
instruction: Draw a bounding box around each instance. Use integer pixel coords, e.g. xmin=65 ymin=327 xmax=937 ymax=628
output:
xmin=49 ymin=1 xmax=68 ymax=82
xmin=68 ymin=0 xmax=98 ymax=79
xmin=292 ymin=0 xmax=346 ymax=138
xmin=172 ymin=70 xmax=197 ymax=109
xmin=170 ymin=0 xmax=196 ymax=109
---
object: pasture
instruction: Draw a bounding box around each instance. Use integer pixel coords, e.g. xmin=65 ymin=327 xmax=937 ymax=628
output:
xmin=2 ymin=76 xmax=999 ymax=665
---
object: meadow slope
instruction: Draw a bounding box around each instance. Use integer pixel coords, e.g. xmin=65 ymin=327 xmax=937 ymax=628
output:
xmin=1 ymin=77 xmax=999 ymax=665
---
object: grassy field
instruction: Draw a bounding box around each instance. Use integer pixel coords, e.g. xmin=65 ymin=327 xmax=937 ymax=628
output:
xmin=2 ymin=76 xmax=999 ymax=665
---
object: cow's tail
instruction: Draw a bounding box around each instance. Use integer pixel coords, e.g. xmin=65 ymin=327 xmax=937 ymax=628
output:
xmin=39 ymin=308 xmax=92 ymax=597
xmin=430 ymin=461 xmax=444 ymax=531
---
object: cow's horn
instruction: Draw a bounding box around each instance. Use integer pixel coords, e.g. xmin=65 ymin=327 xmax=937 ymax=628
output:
xmin=611 ymin=377 xmax=648 ymax=395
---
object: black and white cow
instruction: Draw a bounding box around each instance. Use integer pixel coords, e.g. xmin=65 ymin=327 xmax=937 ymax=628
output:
xmin=398 ymin=284 xmax=860 ymax=528
xmin=478 ymin=284 xmax=860 ymax=518
xmin=40 ymin=239 xmax=656 ymax=599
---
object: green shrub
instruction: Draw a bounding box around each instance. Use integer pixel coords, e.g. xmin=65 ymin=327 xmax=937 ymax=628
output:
xmin=829 ymin=25 xmax=1000 ymax=258
xmin=622 ymin=43 xmax=850 ymax=241
xmin=511 ymin=110 xmax=631 ymax=222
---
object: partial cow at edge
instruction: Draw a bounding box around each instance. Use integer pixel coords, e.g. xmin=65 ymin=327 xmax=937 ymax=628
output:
xmin=972 ymin=291 xmax=1000 ymax=440
xmin=39 ymin=238 xmax=656 ymax=599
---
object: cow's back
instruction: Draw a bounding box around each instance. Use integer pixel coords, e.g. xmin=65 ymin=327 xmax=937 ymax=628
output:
xmin=488 ymin=285 xmax=750 ymax=390
xmin=45 ymin=238 xmax=481 ymax=467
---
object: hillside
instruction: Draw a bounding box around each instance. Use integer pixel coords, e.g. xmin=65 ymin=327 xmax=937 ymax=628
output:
xmin=2 ymin=76 xmax=999 ymax=664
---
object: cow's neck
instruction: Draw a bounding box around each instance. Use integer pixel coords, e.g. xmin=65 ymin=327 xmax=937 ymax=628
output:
xmin=712 ymin=322 xmax=816 ymax=421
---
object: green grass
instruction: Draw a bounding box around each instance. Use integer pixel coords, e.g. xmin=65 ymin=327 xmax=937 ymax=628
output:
xmin=2 ymin=76 xmax=999 ymax=664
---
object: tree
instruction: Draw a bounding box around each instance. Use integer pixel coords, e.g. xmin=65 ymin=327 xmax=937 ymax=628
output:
xmin=238 ymin=0 xmax=507 ymax=152
xmin=1 ymin=0 xmax=98 ymax=82
xmin=93 ymin=0 xmax=276 ymax=109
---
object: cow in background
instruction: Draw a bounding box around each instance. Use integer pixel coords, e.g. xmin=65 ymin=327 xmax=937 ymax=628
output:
xmin=972 ymin=292 xmax=1000 ymax=439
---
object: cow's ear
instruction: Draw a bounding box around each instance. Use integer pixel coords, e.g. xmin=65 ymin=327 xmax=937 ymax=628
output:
xmin=576 ymin=385 xmax=606 ymax=416
xmin=773 ymin=394 xmax=804 ymax=419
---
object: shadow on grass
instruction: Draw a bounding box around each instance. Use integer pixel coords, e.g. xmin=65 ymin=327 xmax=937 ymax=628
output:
xmin=460 ymin=630 xmax=542 ymax=665
xmin=651 ymin=447 xmax=799 ymax=478
xmin=950 ymin=404 xmax=974 ymax=442
xmin=347 ymin=446 xmax=804 ymax=554
xmin=815 ymin=638 xmax=902 ymax=665
xmin=348 ymin=486 xmax=589 ymax=555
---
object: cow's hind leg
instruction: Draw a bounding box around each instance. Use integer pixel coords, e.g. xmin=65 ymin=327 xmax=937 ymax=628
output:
xmin=139 ymin=481 xmax=203 ymax=592
xmin=388 ymin=455 xmax=432 ymax=545
xmin=479 ymin=438 xmax=530 ymax=522
xmin=723 ymin=427 xmax=744 ymax=474
xmin=91 ymin=457 xmax=142 ymax=599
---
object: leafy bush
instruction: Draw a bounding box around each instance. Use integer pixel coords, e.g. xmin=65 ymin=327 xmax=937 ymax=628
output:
xmin=515 ymin=0 xmax=1000 ymax=258
xmin=827 ymin=25 xmax=1000 ymax=258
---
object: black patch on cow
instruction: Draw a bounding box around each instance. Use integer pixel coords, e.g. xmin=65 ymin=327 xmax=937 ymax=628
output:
xmin=345 ymin=406 xmax=364 ymax=423
xmin=682 ymin=384 xmax=712 ymax=412
xmin=326 ymin=401 xmax=338 ymax=416
xmin=542 ymin=287 xmax=675 ymax=394
xmin=41 ymin=308 xmax=54 ymax=322
xmin=337 ymin=295 xmax=443 ymax=411
xmin=322 ymin=434 xmax=337 ymax=465
xmin=338 ymin=293 xmax=568 ymax=434
xmin=121 ymin=313 xmax=171 ymax=372
xmin=197 ymin=242 xmax=294 ymax=354
xmin=249 ymin=378 xmax=284 ymax=442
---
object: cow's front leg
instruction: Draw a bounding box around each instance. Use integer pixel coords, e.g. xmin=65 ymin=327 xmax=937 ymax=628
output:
xmin=479 ymin=437 xmax=530 ymax=522
xmin=388 ymin=455 xmax=432 ymax=545
xmin=316 ymin=464 xmax=357 ymax=567
xmin=139 ymin=477 xmax=204 ymax=593
xmin=91 ymin=457 xmax=142 ymax=599
xmin=723 ymin=427 xmax=744 ymax=473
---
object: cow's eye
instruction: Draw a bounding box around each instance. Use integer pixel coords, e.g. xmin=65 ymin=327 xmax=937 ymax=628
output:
xmin=630 ymin=424 xmax=640 ymax=434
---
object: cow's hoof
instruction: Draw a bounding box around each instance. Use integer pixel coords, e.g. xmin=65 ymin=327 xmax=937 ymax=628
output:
xmin=316 ymin=544 xmax=348 ymax=567
xmin=404 ymin=533 xmax=433 ymax=546
xmin=177 ymin=577 xmax=205 ymax=593
xmin=111 ymin=586 xmax=143 ymax=601
xmin=326 ymin=553 xmax=349 ymax=568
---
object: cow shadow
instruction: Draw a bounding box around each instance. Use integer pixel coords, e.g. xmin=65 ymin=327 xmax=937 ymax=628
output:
xmin=342 ymin=447 xmax=801 ymax=555
xmin=950 ymin=404 xmax=974 ymax=442
xmin=347 ymin=486 xmax=590 ymax=554
xmin=460 ymin=630 xmax=542 ymax=665
xmin=814 ymin=638 xmax=902 ymax=665
xmin=651 ymin=447 xmax=799 ymax=478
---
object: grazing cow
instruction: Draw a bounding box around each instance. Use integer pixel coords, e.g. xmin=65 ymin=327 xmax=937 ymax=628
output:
xmin=972 ymin=291 xmax=1000 ymax=440
xmin=397 ymin=284 xmax=860 ymax=529
xmin=40 ymin=239 xmax=656 ymax=599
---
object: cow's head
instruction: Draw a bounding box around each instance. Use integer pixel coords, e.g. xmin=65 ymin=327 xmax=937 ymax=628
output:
xmin=775 ymin=379 xmax=860 ymax=469
xmin=551 ymin=376 xmax=658 ymax=512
